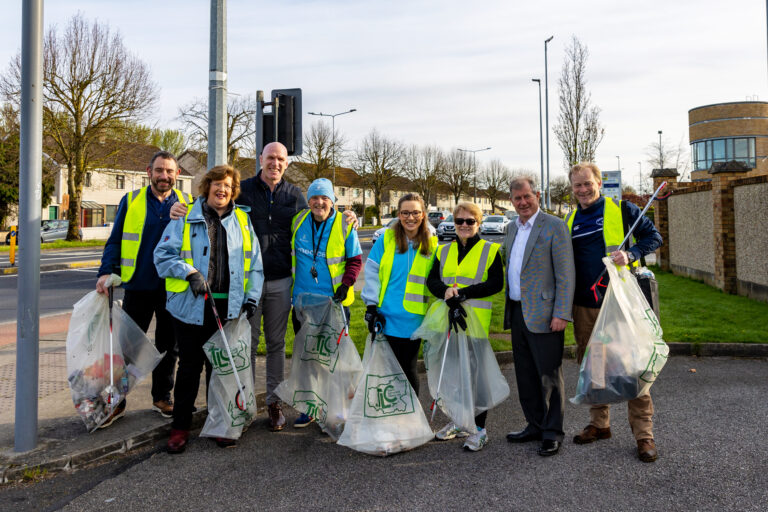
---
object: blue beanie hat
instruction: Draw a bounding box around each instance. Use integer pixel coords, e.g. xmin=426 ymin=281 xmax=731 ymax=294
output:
xmin=307 ymin=178 xmax=336 ymax=203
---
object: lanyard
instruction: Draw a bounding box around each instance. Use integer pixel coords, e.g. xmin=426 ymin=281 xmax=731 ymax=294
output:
xmin=311 ymin=217 xmax=328 ymax=266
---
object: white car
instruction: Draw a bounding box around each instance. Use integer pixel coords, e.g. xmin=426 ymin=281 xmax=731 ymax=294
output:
xmin=479 ymin=215 xmax=510 ymax=235
xmin=436 ymin=215 xmax=455 ymax=241
xmin=371 ymin=218 xmax=436 ymax=243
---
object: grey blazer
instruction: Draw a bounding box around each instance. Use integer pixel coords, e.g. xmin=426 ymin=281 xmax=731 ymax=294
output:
xmin=501 ymin=210 xmax=575 ymax=334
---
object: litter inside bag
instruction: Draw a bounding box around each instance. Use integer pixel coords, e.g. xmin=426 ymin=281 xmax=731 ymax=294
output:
xmin=201 ymin=314 xmax=257 ymax=440
xmin=571 ymin=258 xmax=669 ymax=405
xmin=275 ymin=293 xmax=363 ymax=440
xmin=337 ymin=333 xmax=433 ymax=456
xmin=66 ymin=275 xmax=163 ymax=431
xmin=413 ymin=301 xmax=510 ymax=433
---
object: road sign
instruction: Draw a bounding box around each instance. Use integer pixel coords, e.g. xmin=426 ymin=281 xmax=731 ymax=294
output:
xmin=601 ymin=170 xmax=621 ymax=202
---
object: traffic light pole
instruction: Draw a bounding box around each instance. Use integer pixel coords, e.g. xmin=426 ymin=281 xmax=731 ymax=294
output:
xmin=208 ymin=0 xmax=227 ymax=169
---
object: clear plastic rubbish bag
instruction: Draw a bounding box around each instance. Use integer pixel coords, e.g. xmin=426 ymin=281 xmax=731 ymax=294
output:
xmin=571 ymin=257 xmax=669 ymax=405
xmin=413 ymin=301 xmax=510 ymax=433
xmin=66 ymin=274 xmax=163 ymax=432
xmin=337 ymin=333 xmax=433 ymax=456
xmin=275 ymin=293 xmax=363 ymax=440
xmin=201 ymin=314 xmax=257 ymax=440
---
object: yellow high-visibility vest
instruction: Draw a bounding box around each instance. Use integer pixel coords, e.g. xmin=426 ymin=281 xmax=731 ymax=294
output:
xmin=120 ymin=187 xmax=193 ymax=283
xmin=378 ymin=229 xmax=437 ymax=315
xmin=165 ymin=207 xmax=253 ymax=293
xmin=291 ymin=209 xmax=354 ymax=306
xmin=565 ymin=196 xmax=638 ymax=268
xmin=436 ymin=239 xmax=500 ymax=336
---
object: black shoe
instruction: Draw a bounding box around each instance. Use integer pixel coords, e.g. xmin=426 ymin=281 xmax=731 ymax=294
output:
xmin=538 ymin=439 xmax=561 ymax=457
xmin=506 ymin=427 xmax=542 ymax=443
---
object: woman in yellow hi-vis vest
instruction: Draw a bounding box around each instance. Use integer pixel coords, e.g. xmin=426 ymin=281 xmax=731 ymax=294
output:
xmin=426 ymin=202 xmax=504 ymax=452
xmin=154 ymin=165 xmax=264 ymax=454
xmin=361 ymin=192 xmax=437 ymax=396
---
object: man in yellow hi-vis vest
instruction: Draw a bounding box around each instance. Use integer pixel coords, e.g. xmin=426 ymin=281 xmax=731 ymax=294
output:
xmin=95 ymin=151 xmax=193 ymax=427
xmin=567 ymin=162 xmax=663 ymax=463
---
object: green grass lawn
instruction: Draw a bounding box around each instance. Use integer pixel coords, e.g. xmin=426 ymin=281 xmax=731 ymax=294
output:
xmin=254 ymin=267 xmax=768 ymax=357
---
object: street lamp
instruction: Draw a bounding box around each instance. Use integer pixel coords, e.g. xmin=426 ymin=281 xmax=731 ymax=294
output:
xmin=544 ymin=35 xmax=554 ymax=210
xmin=307 ymin=108 xmax=357 ymax=186
xmin=532 ymin=78 xmax=544 ymax=196
xmin=457 ymin=147 xmax=491 ymax=205
xmin=658 ymin=130 xmax=663 ymax=169
xmin=638 ymin=161 xmax=642 ymax=192
xmin=616 ymin=155 xmax=621 ymax=172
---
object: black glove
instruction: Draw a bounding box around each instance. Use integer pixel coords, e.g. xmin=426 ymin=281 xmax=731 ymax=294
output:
xmin=186 ymin=272 xmax=207 ymax=298
xmin=333 ymin=283 xmax=350 ymax=303
xmin=445 ymin=292 xmax=466 ymax=310
xmin=364 ymin=305 xmax=385 ymax=334
xmin=448 ymin=303 xmax=468 ymax=332
xmin=243 ymin=300 xmax=258 ymax=319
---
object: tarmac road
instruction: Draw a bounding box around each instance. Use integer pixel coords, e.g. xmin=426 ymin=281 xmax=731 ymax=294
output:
xmin=3 ymin=356 xmax=765 ymax=512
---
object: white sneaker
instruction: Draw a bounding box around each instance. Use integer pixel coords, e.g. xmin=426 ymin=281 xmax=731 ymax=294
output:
xmin=435 ymin=422 xmax=469 ymax=441
xmin=463 ymin=428 xmax=488 ymax=451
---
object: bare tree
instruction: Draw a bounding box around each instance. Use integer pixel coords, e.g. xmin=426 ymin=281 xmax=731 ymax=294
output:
xmin=355 ymin=129 xmax=403 ymax=216
xmin=549 ymin=176 xmax=572 ymax=215
xmin=179 ymin=94 xmax=256 ymax=163
xmin=0 ymin=14 xmax=158 ymax=239
xmin=480 ymin=159 xmax=511 ymax=213
xmin=553 ymin=36 xmax=604 ymax=169
xmin=401 ymin=144 xmax=445 ymax=207
xmin=645 ymin=135 xmax=690 ymax=183
xmin=443 ymin=149 xmax=472 ymax=205
xmin=294 ymin=120 xmax=347 ymax=182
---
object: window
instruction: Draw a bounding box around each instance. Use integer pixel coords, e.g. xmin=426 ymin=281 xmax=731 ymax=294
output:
xmin=691 ymin=137 xmax=756 ymax=170
xmin=85 ymin=172 xmax=92 ymax=188
xmin=354 ymin=188 xmax=361 ymax=198
xmin=115 ymin=175 xmax=125 ymax=189
xmin=142 ymin=177 xmax=150 ymax=187
xmin=340 ymin=187 xmax=346 ymax=197
xmin=105 ymin=205 xmax=118 ymax=223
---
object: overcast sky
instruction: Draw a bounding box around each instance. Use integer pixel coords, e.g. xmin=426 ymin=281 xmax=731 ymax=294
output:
xmin=1 ymin=1 xmax=767 ymax=190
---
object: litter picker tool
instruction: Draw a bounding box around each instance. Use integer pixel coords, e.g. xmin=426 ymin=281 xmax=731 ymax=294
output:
xmin=429 ymin=327 xmax=452 ymax=423
xmin=101 ymin=285 xmax=119 ymax=410
xmin=336 ymin=302 xmax=350 ymax=345
xmin=204 ymin=282 xmax=247 ymax=411
xmin=590 ymin=181 xmax=668 ymax=302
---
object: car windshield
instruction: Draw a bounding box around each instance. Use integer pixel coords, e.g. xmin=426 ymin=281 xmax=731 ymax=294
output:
xmin=388 ymin=218 xmax=398 ymax=228
xmin=445 ymin=215 xmax=453 ymax=222
xmin=485 ymin=216 xmax=504 ymax=223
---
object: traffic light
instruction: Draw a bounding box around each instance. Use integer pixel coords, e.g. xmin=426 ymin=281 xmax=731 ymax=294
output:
xmin=260 ymin=88 xmax=302 ymax=156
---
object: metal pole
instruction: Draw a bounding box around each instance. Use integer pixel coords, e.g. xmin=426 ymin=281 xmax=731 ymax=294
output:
xmin=473 ymin=153 xmax=477 ymax=204
xmin=255 ymin=90 xmax=264 ymax=168
xmin=544 ymin=35 xmax=554 ymax=210
xmin=638 ymin=161 xmax=642 ymax=192
xmin=15 ymin=0 xmax=44 ymax=453
xmin=332 ymin=115 xmax=336 ymax=186
xmin=616 ymin=155 xmax=621 ymax=172
xmin=658 ymin=130 xmax=663 ymax=169
xmin=533 ymin=79 xmax=544 ymax=193
xmin=208 ymin=0 xmax=227 ymax=169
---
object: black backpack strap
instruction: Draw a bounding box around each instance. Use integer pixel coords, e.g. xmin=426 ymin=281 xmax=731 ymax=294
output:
xmin=620 ymin=199 xmax=647 ymax=268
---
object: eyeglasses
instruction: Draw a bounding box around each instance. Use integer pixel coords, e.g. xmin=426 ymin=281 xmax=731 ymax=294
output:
xmin=454 ymin=217 xmax=477 ymax=226
xmin=399 ymin=210 xmax=423 ymax=218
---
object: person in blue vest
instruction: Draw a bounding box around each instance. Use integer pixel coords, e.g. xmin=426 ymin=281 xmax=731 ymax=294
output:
xmin=566 ymin=162 xmax=663 ymax=463
xmin=95 ymin=151 xmax=193 ymax=427
xmin=154 ymin=164 xmax=264 ymax=453
xmin=289 ymin=178 xmax=362 ymax=428
xmin=361 ymin=192 xmax=437 ymax=395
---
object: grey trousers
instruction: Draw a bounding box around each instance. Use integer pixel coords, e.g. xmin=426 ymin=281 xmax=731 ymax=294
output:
xmin=249 ymin=276 xmax=292 ymax=405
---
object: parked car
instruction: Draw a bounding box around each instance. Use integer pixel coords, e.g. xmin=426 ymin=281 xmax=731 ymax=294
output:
xmin=5 ymin=219 xmax=79 ymax=245
xmin=371 ymin=218 xmax=436 ymax=244
xmin=479 ymin=215 xmax=510 ymax=235
xmin=436 ymin=215 xmax=455 ymax=241
xmin=427 ymin=211 xmax=450 ymax=228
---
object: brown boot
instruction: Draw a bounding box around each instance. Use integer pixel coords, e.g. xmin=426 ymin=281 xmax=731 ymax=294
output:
xmin=637 ymin=439 xmax=658 ymax=462
xmin=268 ymin=402 xmax=286 ymax=432
xmin=167 ymin=428 xmax=189 ymax=454
xmin=573 ymin=425 xmax=612 ymax=444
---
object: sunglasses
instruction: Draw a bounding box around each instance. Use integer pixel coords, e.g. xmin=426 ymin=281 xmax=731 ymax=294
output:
xmin=454 ymin=217 xmax=477 ymax=226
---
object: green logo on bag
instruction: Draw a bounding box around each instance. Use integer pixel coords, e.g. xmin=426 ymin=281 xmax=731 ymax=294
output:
xmin=301 ymin=321 xmax=340 ymax=371
xmin=206 ymin=336 xmax=250 ymax=375
xmin=643 ymin=309 xmax=663 ymax=339
xmin=292 ymin=390 xmax=328 ymax=425
xmin=363 ymin=374 xmax=414 ymax=418
xmin=227 ymin=393 xmax=255 ymax=427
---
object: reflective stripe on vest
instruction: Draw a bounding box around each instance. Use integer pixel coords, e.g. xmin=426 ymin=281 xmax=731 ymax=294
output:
xmin=565 ymin=197 xmax=638 ymax=268
xmin=291 ymin=209 xmax=354 ymax=306
xmin=165 ymin=207 xmax=253 ymax=293
xmin=377 ymin=229 xmax=437 ymax=315
xmin=436 ymin=239 xmax=499 ymax=336
xmin=120 ymin=187 xmax=193 ymax=283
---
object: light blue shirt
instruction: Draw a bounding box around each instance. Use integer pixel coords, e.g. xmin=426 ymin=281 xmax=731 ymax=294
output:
xmin=292 ymin=209 xmax=362 ymax=301
xmin=361 ymin=234 xmax=426 ymax=339
xmin=507 ymin=209 xmax=539 ymax=301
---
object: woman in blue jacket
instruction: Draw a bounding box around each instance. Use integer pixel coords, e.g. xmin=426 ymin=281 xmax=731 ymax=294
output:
xmin=155 ymin=165 xmax=264 ymax=453
xmin=361 ymin=193 xmax=437 ymax=396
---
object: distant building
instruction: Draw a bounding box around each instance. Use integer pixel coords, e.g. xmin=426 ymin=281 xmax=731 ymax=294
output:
xmin=689 ymin=101 xmax=768 ymax=181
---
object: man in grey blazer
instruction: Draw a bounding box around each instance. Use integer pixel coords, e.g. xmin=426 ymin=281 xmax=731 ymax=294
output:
xmin=502 ymin=176 xmax=575 ymax=456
